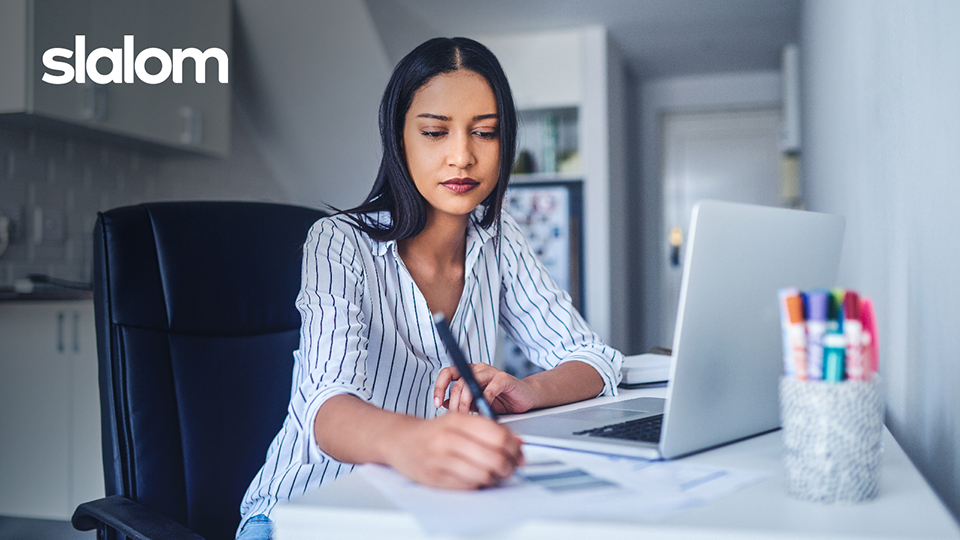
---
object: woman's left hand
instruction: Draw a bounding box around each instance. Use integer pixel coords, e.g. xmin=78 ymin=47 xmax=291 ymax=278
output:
xmin=434 ymin=363 xmax=538 ymax=415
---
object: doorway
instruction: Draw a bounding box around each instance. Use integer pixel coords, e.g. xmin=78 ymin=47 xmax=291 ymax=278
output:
xmin=660 ymin=108 xmax=784 ymax=345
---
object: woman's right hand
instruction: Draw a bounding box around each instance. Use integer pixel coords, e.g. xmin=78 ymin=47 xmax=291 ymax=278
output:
xmin=383 ymin=412 xmax=525 ymax=490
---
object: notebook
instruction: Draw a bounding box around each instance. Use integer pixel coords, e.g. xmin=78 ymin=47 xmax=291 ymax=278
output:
xmin=504 ymin=200 xmax=845 ymax=459
xmin=619 ymin=352 xmax=671 ymax=386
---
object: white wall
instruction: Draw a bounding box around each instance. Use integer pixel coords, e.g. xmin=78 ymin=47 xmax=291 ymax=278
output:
xmin=633 ymin=71 xmax=782 ymax=352
xmin=234 ymin=0 xmax=392 ymax=210
xmin=801 ymin=0 xmax=960 ymax=521
xmin=606 ymin=37 xmax=630 ymax=352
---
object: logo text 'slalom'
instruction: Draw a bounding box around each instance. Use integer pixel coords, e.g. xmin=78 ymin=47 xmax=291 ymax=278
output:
xmin=42 ymin=35 xmax=228 ymax=85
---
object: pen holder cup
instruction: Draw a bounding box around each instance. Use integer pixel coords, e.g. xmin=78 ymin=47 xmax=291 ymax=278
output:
xmin=779 ymin=376 xmax=884 ymax=503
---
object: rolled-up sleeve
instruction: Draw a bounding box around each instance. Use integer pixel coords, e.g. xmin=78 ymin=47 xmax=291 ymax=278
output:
xmin=498 ymin=216 xmax=623 ymax=396
xmin=289 ymin=218 xmax=372 ymax=464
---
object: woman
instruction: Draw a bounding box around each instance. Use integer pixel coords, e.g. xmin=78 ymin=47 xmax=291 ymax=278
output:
xmin=237 ymin=37 xmax=622 ymax=539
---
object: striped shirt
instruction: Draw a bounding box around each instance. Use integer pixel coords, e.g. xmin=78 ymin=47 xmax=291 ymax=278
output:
xmin=238 ymin=210 xmax=622 ymax=532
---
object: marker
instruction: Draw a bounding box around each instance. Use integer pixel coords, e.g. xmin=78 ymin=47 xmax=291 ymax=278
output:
xmin=829 ymin=288 xmax=846 ymax=333
xmin=860 ymin=297 xmax=878 ymax=378
xmin=785 ymin=293 xmax=808 ymax=380
xmin=823 ymin=332 xmax=846 ymax=382
xmin=805 ymin=290 xmax=829 ymax=380
xmin=778 ymin=288 xmax=800 ymax=378
xmin=432 ymin=313 xmax=497 ymax=420
xmin=843 ymin=290 xmax=863 ymax=380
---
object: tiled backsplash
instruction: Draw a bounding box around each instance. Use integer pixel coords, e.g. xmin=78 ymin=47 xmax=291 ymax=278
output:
xmin=0 ymin=105 xmax=293 ymax=289
xmin=0 ymin=125 xmax=173 ymax=286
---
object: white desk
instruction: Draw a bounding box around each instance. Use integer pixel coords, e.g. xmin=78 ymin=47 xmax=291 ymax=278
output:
xmin=273 ymin=388 xmax=960 ymax=540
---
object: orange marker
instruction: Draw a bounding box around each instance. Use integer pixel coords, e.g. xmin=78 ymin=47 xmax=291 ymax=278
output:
xmin=786 ymin=294 xmax=808 ymax=380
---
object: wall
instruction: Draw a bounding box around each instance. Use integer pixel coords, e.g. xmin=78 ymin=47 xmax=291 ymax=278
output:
xmin=632 ymin=71 xmax=782 ymax=352
xmin=801 ymin=0 xmax=960 ymax=520
xmin=234 ymin=0 xmax=391 ymax=211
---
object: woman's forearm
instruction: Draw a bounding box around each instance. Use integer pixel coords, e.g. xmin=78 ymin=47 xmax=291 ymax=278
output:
xmin=313 ymin=393 xmax=525 ymax=490
xmin=523 ymin=360 xmax=605 ymax=410
xmin=313 ymin=394 xmax=418 ymax=466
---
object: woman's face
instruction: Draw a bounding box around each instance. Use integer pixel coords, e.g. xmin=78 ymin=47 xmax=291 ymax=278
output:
xmin=403 ymin=69 xmax=500 ymax=221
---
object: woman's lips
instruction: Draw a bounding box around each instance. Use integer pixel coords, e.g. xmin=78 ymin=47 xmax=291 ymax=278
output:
xmin=441 ymin=178 xmax=479 ymax=194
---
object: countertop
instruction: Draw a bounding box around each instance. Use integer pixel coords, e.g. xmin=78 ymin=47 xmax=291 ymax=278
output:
xmin=0 ymin=287 xmax=93 ymax=302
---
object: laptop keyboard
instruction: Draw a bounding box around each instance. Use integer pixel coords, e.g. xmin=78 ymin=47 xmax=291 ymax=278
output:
xmin=574 ymin=414 xmax=664 ymax=443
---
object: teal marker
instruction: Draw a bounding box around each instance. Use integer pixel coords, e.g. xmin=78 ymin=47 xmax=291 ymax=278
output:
xmin=823 ymin=332 xmax=846 ymax=382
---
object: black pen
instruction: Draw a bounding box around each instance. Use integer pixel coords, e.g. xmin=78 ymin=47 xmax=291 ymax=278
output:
xmin=432 ymin=313 xmax=498 ymax=420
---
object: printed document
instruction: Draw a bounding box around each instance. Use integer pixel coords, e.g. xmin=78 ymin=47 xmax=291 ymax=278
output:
xmin=359 ymin=444 xmax=769 ymax=535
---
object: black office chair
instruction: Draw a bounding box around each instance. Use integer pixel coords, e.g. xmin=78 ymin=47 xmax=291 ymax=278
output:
xmin=72 ymin=201 xmax=328 ymax=540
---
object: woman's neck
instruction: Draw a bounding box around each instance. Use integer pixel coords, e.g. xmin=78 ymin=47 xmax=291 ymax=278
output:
xmin=397 ymin=211 xmax=470 ymax=320
xmin=398 ymin=210 xmax=469 ymax=271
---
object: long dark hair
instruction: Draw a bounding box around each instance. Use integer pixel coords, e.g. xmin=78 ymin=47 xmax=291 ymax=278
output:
xmin=340 ymin=37 xmax=518 ymax=241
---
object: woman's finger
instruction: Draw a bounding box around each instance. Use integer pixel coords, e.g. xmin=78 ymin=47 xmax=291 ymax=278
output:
xmin=434 ymin=366 xmax=460 ymax=409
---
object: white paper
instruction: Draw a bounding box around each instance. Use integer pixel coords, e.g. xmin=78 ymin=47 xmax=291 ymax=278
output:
xmin=358 ymin=444 xmax=769 ymax=536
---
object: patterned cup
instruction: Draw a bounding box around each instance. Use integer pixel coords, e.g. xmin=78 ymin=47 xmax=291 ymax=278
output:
xmin=779 ymin=376 xmax=884 ymax=503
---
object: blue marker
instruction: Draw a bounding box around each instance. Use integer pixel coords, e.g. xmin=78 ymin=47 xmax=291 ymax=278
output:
xmin=805 ymin=290 xmax=829 ymax=381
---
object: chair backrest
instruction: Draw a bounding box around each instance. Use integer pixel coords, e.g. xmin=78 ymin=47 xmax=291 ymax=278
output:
xmin=92 ymin=201 xmax=327 ymax=540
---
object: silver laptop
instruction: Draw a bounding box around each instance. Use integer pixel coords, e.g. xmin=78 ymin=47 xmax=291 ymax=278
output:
xmin=504 ymin=200 xmax=845 ymax=459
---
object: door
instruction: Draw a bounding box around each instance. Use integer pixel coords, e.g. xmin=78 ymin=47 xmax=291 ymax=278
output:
xmin=661 ymin=109 xmax=784 ymax=346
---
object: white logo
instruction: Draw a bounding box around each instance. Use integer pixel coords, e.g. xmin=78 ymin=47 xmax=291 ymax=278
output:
xmin=42 ymin=35 xmax=228 ymax=85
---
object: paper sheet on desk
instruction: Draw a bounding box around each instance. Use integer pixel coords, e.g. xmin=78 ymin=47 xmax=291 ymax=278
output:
xmin=358 ymin=444 xmax=769 ymax=536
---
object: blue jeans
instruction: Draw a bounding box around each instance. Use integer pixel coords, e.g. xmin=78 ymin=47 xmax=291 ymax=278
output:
xmin=237 ymin=514 xmax=272 ymax=540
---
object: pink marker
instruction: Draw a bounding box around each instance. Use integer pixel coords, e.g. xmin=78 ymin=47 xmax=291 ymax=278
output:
xmin=843 ymin=291 xmax=863 ymax=380
xmin=860 ymin=297 xmax=878 ymax=378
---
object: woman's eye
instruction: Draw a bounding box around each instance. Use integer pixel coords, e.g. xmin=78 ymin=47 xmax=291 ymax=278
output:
xmin=421 ymin=131 xmax=446 ymax=139
xmin=474 ymin=130 xmax=498 ymax=140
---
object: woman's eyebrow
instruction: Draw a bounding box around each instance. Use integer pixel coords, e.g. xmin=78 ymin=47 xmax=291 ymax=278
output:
xmin=414 ymin=113 xmax=498 ymax=121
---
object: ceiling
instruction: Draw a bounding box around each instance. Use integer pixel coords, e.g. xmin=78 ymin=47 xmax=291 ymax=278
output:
xmin=367 ymin=0 xmax=801 ymax=79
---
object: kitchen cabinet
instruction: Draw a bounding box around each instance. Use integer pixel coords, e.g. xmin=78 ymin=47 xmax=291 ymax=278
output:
xmin=0 ymin=300 xmax=102 ymax=520
xmin=0 ymin=0 xmax=231 ymax=156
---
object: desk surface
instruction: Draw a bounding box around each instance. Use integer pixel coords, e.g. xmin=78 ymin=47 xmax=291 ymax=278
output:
xmin=273 ymin=388 xmax=960 ymax=540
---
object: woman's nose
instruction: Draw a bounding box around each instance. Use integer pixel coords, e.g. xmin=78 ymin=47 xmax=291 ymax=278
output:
xmin=448 ymin=132 xmax=475 ymax=169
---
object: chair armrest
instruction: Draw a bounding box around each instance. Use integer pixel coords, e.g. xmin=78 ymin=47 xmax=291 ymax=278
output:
xmin=72 ymin=495 xmax=204 ymax=540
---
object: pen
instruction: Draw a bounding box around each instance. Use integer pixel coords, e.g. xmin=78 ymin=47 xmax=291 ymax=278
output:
xmin=432 ymin=313 xmax=498 ymax=420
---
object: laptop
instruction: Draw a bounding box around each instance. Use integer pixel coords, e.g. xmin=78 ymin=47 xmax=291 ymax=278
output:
xmin=504 ymin=200 xmax=845 ymax=459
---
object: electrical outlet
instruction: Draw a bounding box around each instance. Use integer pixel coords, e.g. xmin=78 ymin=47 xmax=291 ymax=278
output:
xmin=0 ymin=205 xmax=24 ymax=244
xmin=0 ymin=214 xmax=10 ymax=258
xmin=31 ymin=205 xmax=66 ymax=247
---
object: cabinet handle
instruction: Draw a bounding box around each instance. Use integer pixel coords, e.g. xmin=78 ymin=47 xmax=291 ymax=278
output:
xmin=80 ymin=81 xmax=108 ymax=122
xmin=179 ymin=106 xmax=203 ymax=145
xmin=57 ymin=311 xmax=65 ymax=353
xmin=73 ymin=311 xmax=80 ymax=353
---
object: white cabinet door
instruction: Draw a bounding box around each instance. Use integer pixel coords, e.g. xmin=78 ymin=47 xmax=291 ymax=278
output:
xmin=0 ymin=300 xmax=102 ymax=520
xmin=68 ymin=302 xmax=103 ymax=511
